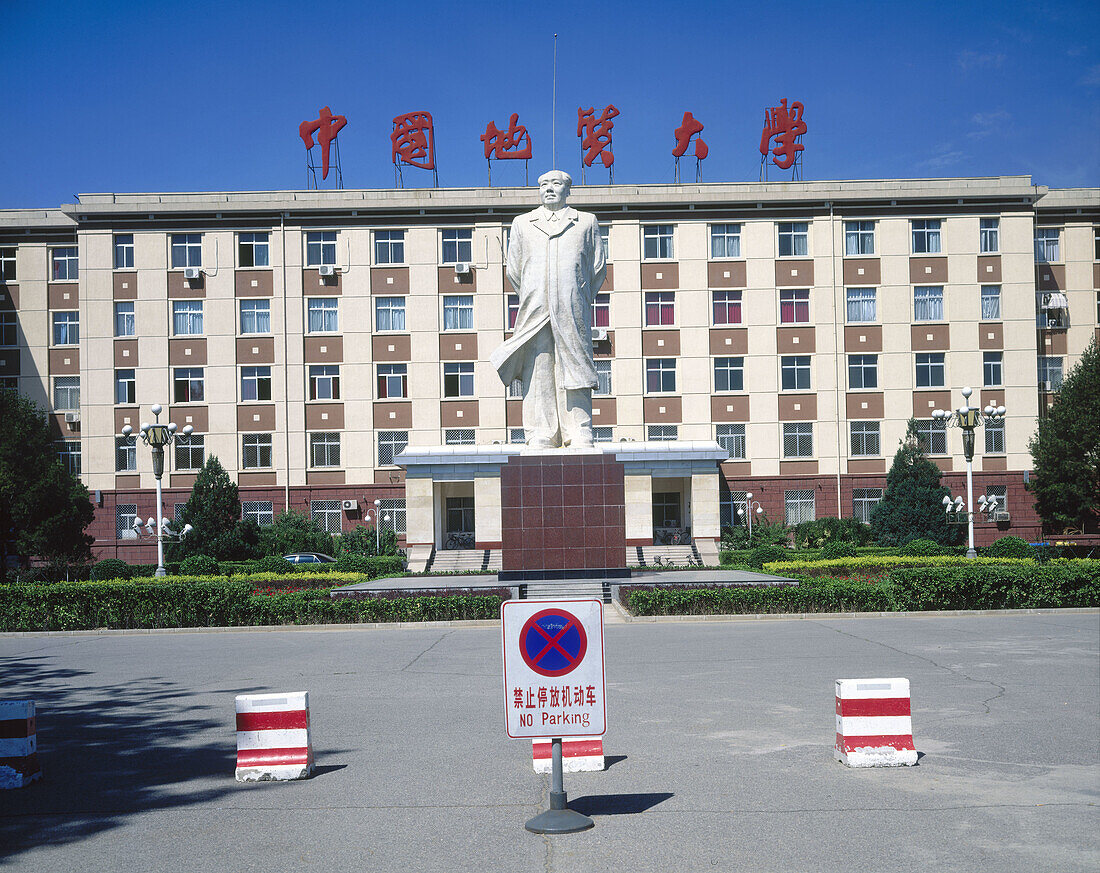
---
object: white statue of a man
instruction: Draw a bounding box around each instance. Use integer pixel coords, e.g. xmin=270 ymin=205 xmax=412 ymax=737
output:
xmin=491 ymin=170 xmax=606 ymax=449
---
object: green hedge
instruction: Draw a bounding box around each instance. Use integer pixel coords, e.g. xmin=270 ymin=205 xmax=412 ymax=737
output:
xmin=0 ymin=579 xmax=505 ymax=631
xmin=764 ymin=555 xmax=1035 ymax=577
xmin=622 ymin=577 xmax=893 ymax=616
xmin=890 ymin=560 xmax=1100 ymax=611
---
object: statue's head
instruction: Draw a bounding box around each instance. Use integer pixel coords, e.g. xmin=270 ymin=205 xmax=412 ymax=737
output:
xmin=538 ymin=170 xmax=572 ymax=208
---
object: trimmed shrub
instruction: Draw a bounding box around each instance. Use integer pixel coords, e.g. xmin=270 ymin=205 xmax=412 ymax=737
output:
xmin=180 ymin=554 xmax=219 ymax=576
xmin=982 ymin=536 xmax=1033 ymax=559
xmin=891 ymin=560 xmax=1100 ymax=611
xmin=749 ymin=544 xmax=787 ymax=569
xmin=822 ymin=540 xmax=858 ymax=560
xmin=622 ymin=577 xmax=893 ymax=616
xmin=90 ymin=558 xmax=132 ymax=581
xmin=334 ymin=554 xmax=405 ymax=578
xmin=900 ymin=538 xmax=948 ymax=556
xmin=766 ymin=555 xmax=1034 ymax=577
xmin=255 ymin=554 xmax=300 ymax=574
xmin=793 ymin=517 xmax=873 ymax=549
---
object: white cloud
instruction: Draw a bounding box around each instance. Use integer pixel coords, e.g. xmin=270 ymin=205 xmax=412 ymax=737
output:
xmin=1080 ymin=64 xmax=1100 ymax=87
xmin=967 ymin=110 xmax=1011 ymax=139
xmin=957 ymin=50 xmax=1006 ymax=71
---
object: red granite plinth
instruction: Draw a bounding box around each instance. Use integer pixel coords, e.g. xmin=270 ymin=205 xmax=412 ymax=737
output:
xmin=499 ymin=452 xmax=627 ymax=580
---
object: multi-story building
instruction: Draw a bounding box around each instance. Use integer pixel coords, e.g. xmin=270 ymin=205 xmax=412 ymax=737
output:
xmin=1 ymin=175 xmax=1097 ymax=561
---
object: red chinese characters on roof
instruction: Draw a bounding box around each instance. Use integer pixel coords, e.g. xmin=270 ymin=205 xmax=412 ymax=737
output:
xmin=299 ymin=107 xmax=347 ymax=180
xmin=391 ymin=111 xmax=436 ymax=170
xmin=577 ymin=104 xmax=619 ymax=168
xmin=760 ymin=98 xmax=806 ymax=170
xmin=482 ymin=113 xmax=532 ymax=160
xmin=672 ymin=111 xmax=708 ymax=160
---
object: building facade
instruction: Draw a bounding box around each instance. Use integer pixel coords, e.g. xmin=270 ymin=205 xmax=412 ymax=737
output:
xmin=1 ymin=176 xmax=1097 ymax=560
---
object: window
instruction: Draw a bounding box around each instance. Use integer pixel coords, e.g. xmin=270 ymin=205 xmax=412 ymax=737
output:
xmin=115 ymin=369 xmax=136 ymax=404
xmin=592 ymin=292 xmax=610 ymax=328
xmin=242 ymin=433 xmax=273 ymax=468
xmin=644 ymin=291 xmax=675 ymax=326
xmin=238 ymin=232 xmax=269 ymax=267
xmin=986 ymin=485 xmax=1008 ymax=513
xmin=378 ymin=497 xmax=407 ymax=536
xmin=648 ymin=425 xmax=678 ymax=442
xmin=114 ymin=301 xmax=135 ymax=337
xmin=239 ymin=299 xmax=270 ymax=334
xmin=375 ymin=296 xmax=406 ymax=332
xmin=0 ymin=311 xmax=14 ymax=346
xmin=980 ymin=218 xmax=999 ymax=253
xmin=509 ymin=427 xmax=526 ymax=444
xmin=52 ymin=311 xmax=79 ymax=345
xmin=0 ymin=377 xmax=17 ymax=391
xmin=782 ymin=423 xmax=813 ymax=458
xmin=779 ymin=288 xmax=809 ymax=323
xmin=599 ymin=225 xmax=610 ymax=260
xmin=53 ymin=376 xmax=79 ymax=410
xmin=51 ymin=247 xmax=78 ymax=280
xmin=645 ymin=358 xmax=676 ymax=393
xmin=377 ymin=430 xmax=408 ymax=466
xmin=914 ymin=419 xmax=947 ymax=455
xmin=0 ymin=247 xmax=15 ymax=281
xmin=1034 ymin=227 xmax=1060 ymax=263
xmin=915 ymin=353 xmax=945 ymax=388
xmin=985 ymin=419 xmax=1005 ymax=454
xmin=170 ymin=234 xmax=202 ymax=269
xmin=1038 ymin=356 xmax=1063 ymax=389
xmin=642 ymin=225 xmax=674 ymax=259
xmin=445 ymin=496 xmax=474 ymax=534
xmin=595 ymin=360 xmax=612 ymax=396
xmin=443 ymin=362 xmax=474 ymax=397
xmin=174 ymin=434 xmax=204 ymax=470
xmin=374 ymin=229 xmax=405 ymax=265
xmin=115 ymin=435 xmax=136 ymax=472
xmin=114 ymin=234 xmax=134 ymax=269
xmin=441 ymin=228 xmax=473 ymax=264
xmin=593 ymin=426 xmax=613 ymax=443
xmin=443 ymin=294 xmax=473 ymax=331
xmin=306 ymin=231 xmax=337 ymax=267
xmin=710 ymin=224 xmax=741 ymax=258
xmin=846 ymin=287 xmax=876 ymax=323
xmin=311 ymin=500 xmax=342 ymax=533
xmin=777 ymin=222 xmax=808 ymax=257
xmin=173 ymin=367 xmax=204 ymax=402
xmin=309 ymin=432 xmax=341 ymax=468
xmin=714 ymin=356 xmax=744 ymax=392
xmin=56 ymin=440 xmax=80 ymax=476
xmin=983 ymin=352 xmax=1003 ymax=387
xmin=850 ymin=421 xmax=881 ymax=456
xmin=652 ymin=492 xmax=681 ymax=528
xmin=712 ymin=289 xmax=742 ymax=325
xmin=242 ymin=501 xmax=274 ymax=526
xmin=445 ymin=428 xmax=475 ymax=446
xmin=848 ymin=354 xmax=878 ymax=389
xmin=377 ymin=363 xmax=407 ymax=399
xmin=914 ymin=286 xmax=944 ymax=321
xmin=507 ymin=294 xmax=520 ymax=329
xmin=508 ymin=378 xmax=523 ymax=398
xmin=117 ymin=504 xmax=138 ymax=540
xmin=845 ymin=221 xmax=875 ymax=255
xmin=785 ymin=490 xmax=815 ymax=525
xmin=716 ymin=423 xmax=746 ymax=459
xmin=241 ymin=366 xmax=271 ymax=401
xmin=781 ymin=355 xmax=811 ymax=391
xmin=848 ymin=488 xmax=882 ymax=524
xmin=911 ymin=219 xmax=941 ymax=254
xmin=307 ymin=298 xmax=338 ymax=332
xmin=981 ymin=285 xmax=1001 ymax=321
xmin=172 ymin=300 xmax=203 ymax=335
xmin=309 ymin=364 xmax=340 ymax=400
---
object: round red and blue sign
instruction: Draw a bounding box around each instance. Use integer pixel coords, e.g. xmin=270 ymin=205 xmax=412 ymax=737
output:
xmin=519 ymin=608 xmax=588 ymax=677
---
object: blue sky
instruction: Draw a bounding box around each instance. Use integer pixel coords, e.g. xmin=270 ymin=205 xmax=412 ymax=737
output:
xmin=1 ymin=0 xmax=1097 ymax=208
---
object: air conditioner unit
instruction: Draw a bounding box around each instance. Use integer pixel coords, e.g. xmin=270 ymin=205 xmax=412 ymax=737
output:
xmin=183 ymin=267 xmax=202 ymax=280
xmin=318 ymin=264 xmax=336 ymax=277
xmin=64 ymin=411 xmax=80 ymax=423
xmin=591 ymin=328 xmax=608 ymax=342
xmin=992 ymin=510 xmax=1011 ymax=522
xmin=454 ymin=262 xmax=472 ymax=275
xmin=342 ymin=499 xmax=358 ymax=511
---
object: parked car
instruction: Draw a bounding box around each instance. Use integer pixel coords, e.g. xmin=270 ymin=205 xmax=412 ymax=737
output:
xmin=282 ymin=552 xmax=336 ymax=564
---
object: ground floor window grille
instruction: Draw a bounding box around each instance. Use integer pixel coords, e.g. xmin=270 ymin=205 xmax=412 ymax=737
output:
xmin=986 ymin=485 xmax=1008 ymax=513
xmin=508 ymin=427 xmax=526 ymax=444
xmin=593 ymin=426 xmax=613 ymax=443
xmin=116 ymin=504 xmax=138 ymax=539
xmin=782 ymin=423 xmax=813 ymax=458
xmin=378 ymin=498 xmax=406 ymax=535
xmin=174 ymin=503 xmax=186 ymax=522
xmin=716 ymin=424 xmax=746 ymax=459
xmin=785 ymin=490 xmax=815 ymax=525
xmin=445 ymin=428 xmax=475 ymax=446
xmin=377 ymin=431 xmax=408 ymax=466
xmin=242 ymin=500 xmax=274 ymax=526
xmin=647 ymin=425 xmax=678 ymax=441
xmin=852 ymin=488 xmax=883 ymax=525
xmin=721 ymin=489 xmax=748 ymax=528
xmin=311 ymin=500 xmax=342 ymax=534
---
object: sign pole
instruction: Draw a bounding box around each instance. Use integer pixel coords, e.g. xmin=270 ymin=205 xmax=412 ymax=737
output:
xmin=525 ymin=737 xmax=593 ymax=834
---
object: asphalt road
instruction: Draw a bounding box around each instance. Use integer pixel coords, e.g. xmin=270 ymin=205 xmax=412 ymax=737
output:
xmin=1 ymin=611 xmax=1097 ymax=872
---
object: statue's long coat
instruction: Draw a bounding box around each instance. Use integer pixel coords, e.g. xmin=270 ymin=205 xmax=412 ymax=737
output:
xmin=491 ymin=206 xmax=606 ymax=390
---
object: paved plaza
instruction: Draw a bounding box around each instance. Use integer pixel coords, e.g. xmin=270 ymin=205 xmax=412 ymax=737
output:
xmin=1 ymin=611 xmax=1097 ymax=872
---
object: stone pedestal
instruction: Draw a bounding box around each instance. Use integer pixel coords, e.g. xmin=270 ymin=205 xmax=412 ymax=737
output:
xmin=499 ymin=452 xmax=628 ymax=581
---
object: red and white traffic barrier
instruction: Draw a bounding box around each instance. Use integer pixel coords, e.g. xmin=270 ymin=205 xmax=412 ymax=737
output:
xmin=235 ymin=692 xmax=314 ymax=782
xmin=0 ymin=700 xmax=41 ymax=789
xmin=532 ymin=736 xmax=604 ymax=773
xmin=834 ymin=678 xmax=917 ymax=767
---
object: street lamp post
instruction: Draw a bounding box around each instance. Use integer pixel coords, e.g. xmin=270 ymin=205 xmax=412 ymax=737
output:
xmin=364 ymin=499 xmax=384 ymax=554
xmin=737 ymin=491 xmax=764 ymax=543
xmin=121 ymin=404 xmax=193 ymax=577
xmin=932 ymin=387 xmax=1006 ymax=559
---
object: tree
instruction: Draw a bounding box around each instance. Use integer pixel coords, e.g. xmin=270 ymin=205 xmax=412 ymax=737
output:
xmin=257 ymin=509 xmax=334 ymax=557
xmin=870 ymin=418 xmax=963 ymax=547
xmin=1028 ymin=338 xmax=1100 ymax=534
xmin=168 ymin=456 xmax=260 ymax=561
xmin=0 ymin=389 xmax=94 ymax=579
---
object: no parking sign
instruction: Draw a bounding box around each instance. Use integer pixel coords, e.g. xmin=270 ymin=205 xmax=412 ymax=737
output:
xmin=502 ymin=599 xmax=606 ymax=739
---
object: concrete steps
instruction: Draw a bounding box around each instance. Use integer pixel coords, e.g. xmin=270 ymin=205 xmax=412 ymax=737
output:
xmin=426 ymin=549 xmax=501 ymax=574
xmin=632 ymin=544 xmax=701 ymax=568
xmin=522 ymin=579 xmax=610 ymax=603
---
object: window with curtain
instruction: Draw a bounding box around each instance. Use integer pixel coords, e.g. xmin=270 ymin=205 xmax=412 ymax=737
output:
xmin=914 ymin=286 xmax=944 ymax=321
xmin=846 ymin=287 xmax=876 ymax=322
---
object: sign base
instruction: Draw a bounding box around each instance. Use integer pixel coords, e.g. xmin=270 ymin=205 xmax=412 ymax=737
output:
xmin=525 ymin=792 xmax=594 ymax=834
